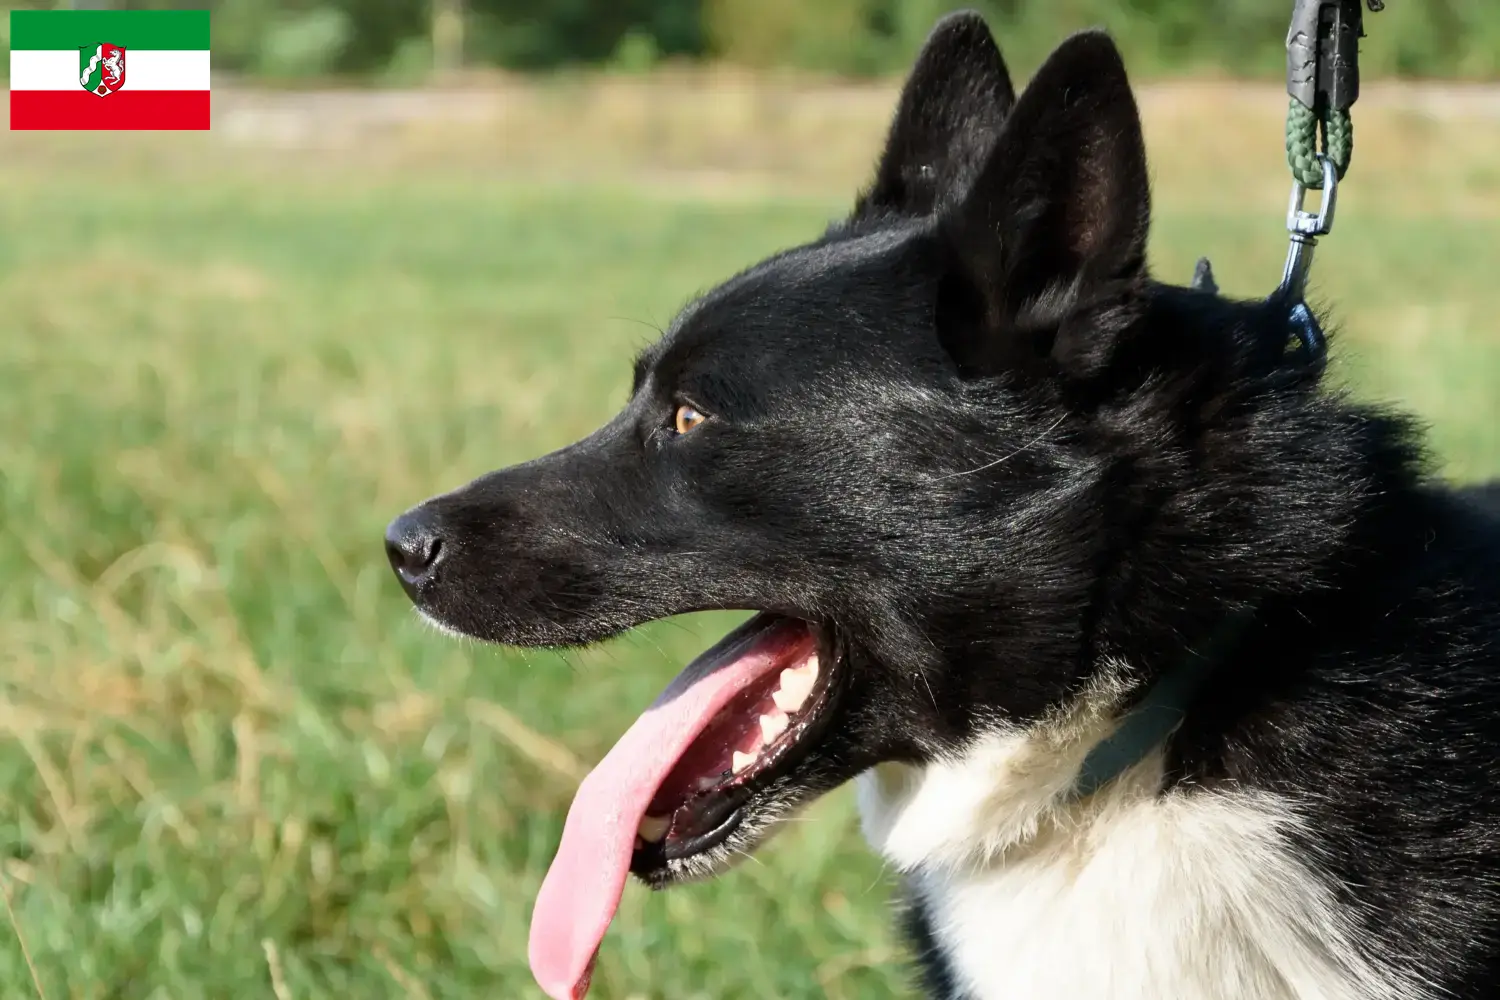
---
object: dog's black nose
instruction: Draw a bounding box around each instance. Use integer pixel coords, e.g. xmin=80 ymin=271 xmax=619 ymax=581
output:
xmin=385 ymin=509 xmax=445 ymax=598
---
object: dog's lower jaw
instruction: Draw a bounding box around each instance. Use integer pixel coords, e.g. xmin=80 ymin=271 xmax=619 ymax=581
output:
xmin=638 ymin=803 xmax=782 ymax=888
xmin=856 ymin=706 xmax=1434 ymax=1000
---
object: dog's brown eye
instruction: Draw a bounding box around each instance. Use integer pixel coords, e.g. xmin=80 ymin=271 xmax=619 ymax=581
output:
xmin=674 ymin=404 xmax=706 ymax=435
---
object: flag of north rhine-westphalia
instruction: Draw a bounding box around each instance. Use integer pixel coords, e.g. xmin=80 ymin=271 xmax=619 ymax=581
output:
xmin=9 ymin=10 xmax=210 ymax=130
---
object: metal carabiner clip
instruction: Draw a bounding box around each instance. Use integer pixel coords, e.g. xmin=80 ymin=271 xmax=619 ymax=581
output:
xmin=1278 ymin=153 xmax=1339 ymax=304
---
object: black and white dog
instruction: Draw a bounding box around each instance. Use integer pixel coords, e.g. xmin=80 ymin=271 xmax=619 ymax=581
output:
xmin=386 ymin=13 xmax=1500 ymax=999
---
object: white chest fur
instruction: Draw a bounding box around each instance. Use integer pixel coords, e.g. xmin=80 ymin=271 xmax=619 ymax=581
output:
xmin=856 ymin=722 xmax=1428 ymax=1000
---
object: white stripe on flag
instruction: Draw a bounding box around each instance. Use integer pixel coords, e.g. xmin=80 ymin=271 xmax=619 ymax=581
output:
xmin=9 ymin=49 xmax=210 ymax=92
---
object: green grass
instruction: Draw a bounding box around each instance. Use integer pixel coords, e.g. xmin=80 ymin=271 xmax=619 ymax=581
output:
xmin=1 ymin=82 xmax=1498 ymax=999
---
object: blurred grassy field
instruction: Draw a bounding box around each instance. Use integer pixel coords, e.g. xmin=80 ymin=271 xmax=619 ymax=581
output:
xmin=1 ymin=75 xmax=1499 ymax=999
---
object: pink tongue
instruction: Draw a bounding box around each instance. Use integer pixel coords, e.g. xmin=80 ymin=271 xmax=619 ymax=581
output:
xmin=528 ymin=614 xmax=814 ymax=1000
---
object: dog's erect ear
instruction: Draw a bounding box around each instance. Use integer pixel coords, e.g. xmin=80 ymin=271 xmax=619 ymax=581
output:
xmin=937 ymin=31 xmax=1150 ymax=380
xmin=852 ymin=12 xmax=1015 ymax=221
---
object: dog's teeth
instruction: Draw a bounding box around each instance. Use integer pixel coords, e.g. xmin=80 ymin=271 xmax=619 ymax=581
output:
xmin=774 ymin=663 xmax=816 ymax=712
xmin=772 ymin=685 xmax=804 ymax=713
xmin=732 ymin=750 xmax=757 ymax=774
xmin=637 ymin=814 xmax=670 ymax=843
xmin=760 ymin=710 xmax=789 ymax=743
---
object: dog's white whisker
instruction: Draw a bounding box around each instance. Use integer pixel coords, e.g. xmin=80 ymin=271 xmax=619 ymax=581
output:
xmin=916 ymin=665 xmax=938 ymax=712
xmin=927 ymin=413 xmax=1067 ymax=483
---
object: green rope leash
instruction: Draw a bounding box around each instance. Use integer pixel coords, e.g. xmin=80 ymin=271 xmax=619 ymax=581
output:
xmin=1286 ymin=98 xmax=1352 ymax=188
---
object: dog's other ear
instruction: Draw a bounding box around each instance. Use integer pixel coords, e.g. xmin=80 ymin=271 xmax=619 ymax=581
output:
xmin=938 ymin=31 xmax=1150 ymax=380
xmin=852 ymin=12 xmax=1015 ymax=221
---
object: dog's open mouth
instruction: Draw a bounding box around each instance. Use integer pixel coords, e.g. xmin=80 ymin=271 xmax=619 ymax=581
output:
xmin=528 ymin=612 xmax=843 ymax=1000
xmin=632 ymin=617 xmax=836 ymax=867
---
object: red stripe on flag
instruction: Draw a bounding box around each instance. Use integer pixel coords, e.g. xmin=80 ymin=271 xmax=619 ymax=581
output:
xmin=10 ymin=90 xmax=210 ymax=131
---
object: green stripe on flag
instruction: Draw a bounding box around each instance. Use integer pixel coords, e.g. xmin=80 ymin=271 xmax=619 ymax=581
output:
xmin=9 ymin=10 xmax=210 ymax=51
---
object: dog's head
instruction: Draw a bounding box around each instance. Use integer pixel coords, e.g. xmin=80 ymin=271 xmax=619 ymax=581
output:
xmin=387 ymin=14 xmax=1345 ymax=997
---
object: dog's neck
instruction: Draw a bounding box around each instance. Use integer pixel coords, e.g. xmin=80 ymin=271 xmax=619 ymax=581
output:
xmin=1065 ymin=289 xmax=1431 ymax=685
xmin=857 ymin=662 xmax=1154 ymax=870
xmin=1073 ymin=606 xmax=1255 ymax=799
xmin=859 ymin=599 xmax=1249 ymax=870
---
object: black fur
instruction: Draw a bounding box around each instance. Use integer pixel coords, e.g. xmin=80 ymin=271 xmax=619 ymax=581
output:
xmin=902 ymin=894 xmax=968 ymax=1000
xmin=387 ymin=12 xmax=1500 ymax=996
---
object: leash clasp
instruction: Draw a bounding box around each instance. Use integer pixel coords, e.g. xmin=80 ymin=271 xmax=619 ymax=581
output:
xmin=1279 ymin=154 xmax=1339 ymax=303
